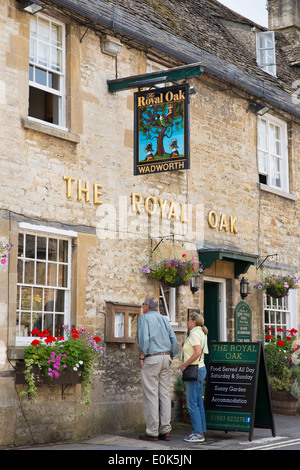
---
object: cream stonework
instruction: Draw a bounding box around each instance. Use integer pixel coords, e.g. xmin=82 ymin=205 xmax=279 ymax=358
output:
xmin=0 ymin=0 xmax=299 ymax=447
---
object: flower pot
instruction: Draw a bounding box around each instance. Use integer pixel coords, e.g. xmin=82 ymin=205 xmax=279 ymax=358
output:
xmin=15 ymin=361 xmax=82 ymax=385
xmin=270 ymin=391 xmax=299 ymax=416
xmin=266 ymin=286 xmax=289 ymax=299
xmin=162 ymin=275 xmax=185 ymax=288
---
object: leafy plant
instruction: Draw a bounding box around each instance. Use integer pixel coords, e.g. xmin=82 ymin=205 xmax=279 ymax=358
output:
xmin=264 ymin=327 xmax=300 ymax=397
xmin=20 ymin=325 xmax=103 ymax=404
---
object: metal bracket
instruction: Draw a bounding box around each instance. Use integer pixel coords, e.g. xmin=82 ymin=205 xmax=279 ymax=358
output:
xmin=257 ymin=254 xmax=278 ymax=270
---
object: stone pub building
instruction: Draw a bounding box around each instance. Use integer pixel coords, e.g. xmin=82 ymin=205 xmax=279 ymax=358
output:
xmin=0 ymin=0 xmax=299 ymax=446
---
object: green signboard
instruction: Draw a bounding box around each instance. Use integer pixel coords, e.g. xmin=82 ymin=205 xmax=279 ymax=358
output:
xmin=235 ymin=301 xmax=252 ymax=342
xmin=204 ymin=341 xmax=276 ymax=441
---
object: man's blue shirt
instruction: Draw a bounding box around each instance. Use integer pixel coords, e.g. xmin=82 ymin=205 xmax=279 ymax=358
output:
xmin=138 ymin=310 xmax=178 ymax=357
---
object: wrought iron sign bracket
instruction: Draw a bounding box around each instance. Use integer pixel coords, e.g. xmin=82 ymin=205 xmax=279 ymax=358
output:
xmin=150 ymin=234 xmax=175 ymax=257
xmin=257 ymin=254 xmax=278 ymax=270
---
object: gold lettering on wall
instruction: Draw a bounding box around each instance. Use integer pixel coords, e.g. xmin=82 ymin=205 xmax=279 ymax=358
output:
xmin=131 ymin=192 xmax=187 ymax=224
xmin=63 ymin=176 xmax=102 ymax=205
xmin=208 ymin=210 xmax=238 ymax=234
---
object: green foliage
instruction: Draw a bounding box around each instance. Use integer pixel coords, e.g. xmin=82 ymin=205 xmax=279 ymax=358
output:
xmin=264 ymin=327 xmax=300 ymax=397
xmin=174 ymin=374 xmax=186 ymax=395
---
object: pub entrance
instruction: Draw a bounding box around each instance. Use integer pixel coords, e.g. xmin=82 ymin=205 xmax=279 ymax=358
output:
xmin=203 ymin=278 xmax=227 ymax=345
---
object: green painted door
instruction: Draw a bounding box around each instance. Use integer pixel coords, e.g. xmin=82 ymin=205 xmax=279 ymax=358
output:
xmin=204 ymin=281 xmax=220 ymax=345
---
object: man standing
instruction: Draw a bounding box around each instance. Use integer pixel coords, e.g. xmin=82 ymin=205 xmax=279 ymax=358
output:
xmin=138 ymin=297 xmax=178 ymax=441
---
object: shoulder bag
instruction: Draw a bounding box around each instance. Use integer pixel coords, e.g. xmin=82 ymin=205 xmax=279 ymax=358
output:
xmin=182 ymin=364 xmax=198 ymax=381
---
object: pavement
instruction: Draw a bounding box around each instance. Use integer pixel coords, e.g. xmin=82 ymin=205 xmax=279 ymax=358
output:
xmin=7 ymin=413 xmax=300 ymax=453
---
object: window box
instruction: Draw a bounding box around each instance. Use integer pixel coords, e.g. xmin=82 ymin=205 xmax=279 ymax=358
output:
xmin=15 ymin=360 xmax=82 ymax=385
xmin=105 ymin=302 xmax=142 ymax=343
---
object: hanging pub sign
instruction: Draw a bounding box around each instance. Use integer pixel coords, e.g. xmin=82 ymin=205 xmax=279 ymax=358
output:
xmin=134 ymin=83 xmax=190 ymax=175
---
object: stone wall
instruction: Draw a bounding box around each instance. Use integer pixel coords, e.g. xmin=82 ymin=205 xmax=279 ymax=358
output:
xmin=0 ymin=0 xmax=299 ymax=447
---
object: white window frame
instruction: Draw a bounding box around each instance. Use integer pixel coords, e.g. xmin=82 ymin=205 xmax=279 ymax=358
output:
xmin=258 ymin=115 xmax=289 ymax=193
xmin=16 ymin=224 xmax=77 ymax=346
xmin=28 ymin=13 xmax=66 ymax=130
xmin=256 ymin=31 xmax=276 ymax=76
xmin=264 ymin=289 xmax=298 ymax=337
xmin=159 ymin=285 xmax=177 ymax=325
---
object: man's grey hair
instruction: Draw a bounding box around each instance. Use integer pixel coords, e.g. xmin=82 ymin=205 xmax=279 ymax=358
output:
xmin=144 ymin=297 xmax=158 ymax=310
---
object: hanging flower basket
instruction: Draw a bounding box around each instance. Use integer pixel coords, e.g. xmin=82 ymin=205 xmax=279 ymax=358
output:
xmin=255 ymin=274 xmax=299 ymax=298
xmin=266 ymin=285 xmax=288 ymax=299
xmin=141 ymin=254 xmax=204 ymax=288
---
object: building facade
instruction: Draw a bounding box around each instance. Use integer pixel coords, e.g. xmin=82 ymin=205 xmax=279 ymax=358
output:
xmin=0 ymin=0 xmax=299 ymax=447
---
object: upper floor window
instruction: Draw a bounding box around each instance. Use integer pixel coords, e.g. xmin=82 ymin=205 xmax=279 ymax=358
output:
xmin=258 ymin=115 xmax=289 ymax=192
xmin=29 ymin=14 xmax=66 ymax=128
xmin=256 ymin=31 xmax=276 ymax=76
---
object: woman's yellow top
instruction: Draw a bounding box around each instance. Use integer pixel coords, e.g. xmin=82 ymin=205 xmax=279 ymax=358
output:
xmin=182 ymin=326 xmax=208 ymax=368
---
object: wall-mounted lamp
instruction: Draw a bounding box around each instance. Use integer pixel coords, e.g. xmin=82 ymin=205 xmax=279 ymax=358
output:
xmin=19 ymin=0 xmax=44 ymax=14
xmin=240 ymin=277 xmax=249 ymax=300
xmin=101 ymin=35 xmax=122 ymax=57
xmin=247 ymin=102 xmax=271 ymax=116
xmin=190 ymin=273 xmax=200 ymax=294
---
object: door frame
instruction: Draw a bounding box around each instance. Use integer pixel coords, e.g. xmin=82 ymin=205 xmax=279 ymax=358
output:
xmin=204 ymin=276 xmax=227 ymax=342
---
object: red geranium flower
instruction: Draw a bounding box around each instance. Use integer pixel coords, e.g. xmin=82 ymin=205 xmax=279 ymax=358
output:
xmin=94 ymin=336 xmax=101 ymax=342
xmin=31 ymin=339 xmax=40 ymax=346
xmin=31 ymin=328 xmax=40 ymax=336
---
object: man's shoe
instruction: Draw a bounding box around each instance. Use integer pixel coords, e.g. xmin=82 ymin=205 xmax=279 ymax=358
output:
xmin=139 ymin=434 xmax=158 ymax=441
xmin=159 ymin=432 xmax=171 ymax=441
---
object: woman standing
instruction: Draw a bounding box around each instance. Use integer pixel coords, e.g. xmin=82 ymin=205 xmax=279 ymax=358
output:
xmin=180 ymin=312 xmax=208 ymax=443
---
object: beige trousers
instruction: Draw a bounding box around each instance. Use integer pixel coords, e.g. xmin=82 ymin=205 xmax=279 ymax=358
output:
xmin=141 ymin=354 xmax=172 ymax=437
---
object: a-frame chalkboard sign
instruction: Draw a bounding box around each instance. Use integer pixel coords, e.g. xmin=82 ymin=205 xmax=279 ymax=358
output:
xmin=204 ymin=341 xmax=276 ymax=441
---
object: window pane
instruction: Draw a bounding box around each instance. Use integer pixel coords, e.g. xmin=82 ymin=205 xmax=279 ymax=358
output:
xmin=115 ymin=312 xmax=124 ymax=338
xmin=35 ymin=67 xmax=47 ymax=86
xmin=37 ymin=236 xmax=46 ymax=259
xmin=36 ymin=261 xmax=46 ymax=285
xmin=29 ymin=39 xmax=36 ymax=63
xmin=48 ymin=238 xmax=57 ymax=261
xmin=129 ymin=313 xmax=138 ymax=339
xmin=25 ymin=260 xmax=35 ymax=284
xmin=258 ymin=120 xmax=267 ymax=150
xmin=25 ymin=234 xmax=35 ymax=258
xmin=18 ymin=233 xmax=24 ymax=257
xmin=258 ymin=150 xmax=267 ymax=174
xmin=51 ymin=23 xmax=62 ymax=47
xmin=56 ymin=290 xmax=65 ymax=312
xmin=51 ymin=46 xmax=62 ymax=72
xmin=29 ymin=86 xmax=60 ymax=125
xmin=58 ymin=263 xmax=68 ymax=287
xmin=48 ymin=71 xmax=60 ymax=91
xmin=59 ymin=240 xmax=68 ymax=262
xmin=47 ymin=262 xmax=57 ymax=286
xmin=38 ymin=42 xmax=50 ymax=68
xmin=38 ymin=17 xmax=50 ymax=41
xmin=33 ymin=288 xmax=43 ymax=311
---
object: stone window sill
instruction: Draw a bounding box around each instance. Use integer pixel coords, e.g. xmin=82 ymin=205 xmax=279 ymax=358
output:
xmin=259 ymin=183 xmax=297 ymax=201
xmin=21 ymin=118 xmax=80 ymax=144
